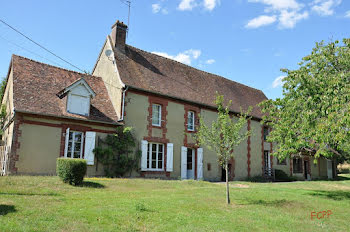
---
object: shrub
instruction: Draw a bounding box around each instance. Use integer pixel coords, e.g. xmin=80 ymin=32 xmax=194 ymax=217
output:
xmin=275 ymin=169 xmax=290 ymax=181
xmin=57 ymin=158 xmax=87 ymax=185
xmin=246 ymin=175 xmax=267 ymax=182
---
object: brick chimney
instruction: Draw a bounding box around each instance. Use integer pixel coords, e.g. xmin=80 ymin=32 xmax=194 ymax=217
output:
xmin=111 ymin=20 xmax=128 ymax=50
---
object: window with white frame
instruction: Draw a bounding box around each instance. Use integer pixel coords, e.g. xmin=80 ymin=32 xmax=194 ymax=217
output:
xmin=152 ymin=104 xmax=161 ymax=126
xmin=147 ymin=143 xmax=164 ymax=170
xmin=187 ymin=111 xmax=195 ymax=131
xmin=66 ymin=131 xmax=84 ymax=159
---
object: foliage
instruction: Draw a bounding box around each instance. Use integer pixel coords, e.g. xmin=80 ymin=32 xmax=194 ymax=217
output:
xmin=0 ymin=79 xmax=7 ymax=135
xmin=274 ymin=169 xmax=294 ymax=182
xmin=196 ymin=94 xmax=251 ymax=203
xmin=93 ymin=127 xmax=141 ymax=177
xmin=56 ymin=158 xmax=87 ymax=185
xmin=260 ymin=39 xmax=350 ymax=162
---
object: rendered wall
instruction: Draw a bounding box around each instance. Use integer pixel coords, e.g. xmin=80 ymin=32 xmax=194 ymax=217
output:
xmin=14 ymin=115 xmax=116 ymax=176
xmin=124 ymin=91 xmax=265 ymax=181
xmin=93 ymin=40 xmax=123 ymax=119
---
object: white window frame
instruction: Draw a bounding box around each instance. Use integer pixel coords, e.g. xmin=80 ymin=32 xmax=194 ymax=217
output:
xmin=65 ymin=131 xmax=84 ymax=159
xmin=187 ymin=111 xmax=195 ymax=131
xmin=147 ymin=142 xmax=164 ymax=171
xmin=152 ymin=104 xmax=162 ymax=127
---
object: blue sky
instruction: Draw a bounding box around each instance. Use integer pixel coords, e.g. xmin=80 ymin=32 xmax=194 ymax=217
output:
xmin=0 ymin=0 xmax=349 ymax=99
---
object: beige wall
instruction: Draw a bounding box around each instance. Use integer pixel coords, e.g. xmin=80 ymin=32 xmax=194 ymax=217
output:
xmin=123 ymin=91 xmax=265 ymax=181
xmin=93 ymin=40 xmax=123 ymax=119
xmin=14 ymin=115 xmax=116 ymax=176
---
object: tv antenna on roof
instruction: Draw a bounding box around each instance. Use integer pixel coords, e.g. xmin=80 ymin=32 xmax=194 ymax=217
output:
xmin=120 ymin=0 xmax=131 ymax=35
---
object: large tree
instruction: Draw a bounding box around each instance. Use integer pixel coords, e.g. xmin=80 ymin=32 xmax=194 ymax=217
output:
xmin=196 ymin=94 xmax=251 ymax=204
xmin=260 ymin=39 xmax=350 ymax=162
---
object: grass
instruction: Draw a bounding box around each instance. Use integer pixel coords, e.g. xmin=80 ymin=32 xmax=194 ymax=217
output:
xmin=0 ymin=175 xmax=350 ymax=232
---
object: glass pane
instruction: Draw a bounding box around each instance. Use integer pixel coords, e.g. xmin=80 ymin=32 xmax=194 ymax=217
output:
xmin=74 ymin=142 xmax=81 ymax=153
xmin=73 ymin=151 xmax=80 ymax=159
xmin=187 ymin=149 xmax=192 ymax=170
xmin=158 ymin=144 xmax=163 ymax=153
xmin=152 ymin=105 xmax=160 ymax=125
xmin=152 ymin=161 xmax=156 ymax=169
xmin=158 ymin=160 xmax=162 ymax=169
xmin=69 ymin=132 xmax=73 ymax=141
xmin=74 ymin=133 xmax=82 ymax=143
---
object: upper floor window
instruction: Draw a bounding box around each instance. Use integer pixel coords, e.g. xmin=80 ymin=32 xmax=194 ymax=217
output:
xmin=263 ymin=126 xmax=269 ymax=141
xmin=62 ymin=78 xmax=96 ymax=116
xmin=152 ymin=104 xmax=161 ymax=126
xmin=67 ymin=94 xmax=90 ymax=116
xmin=187 ymin=111 xmax=195 ymax=131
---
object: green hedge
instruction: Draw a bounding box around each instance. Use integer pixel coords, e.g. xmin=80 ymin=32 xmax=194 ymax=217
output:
xmin=56 ymin=158 xmax=87 ymax=185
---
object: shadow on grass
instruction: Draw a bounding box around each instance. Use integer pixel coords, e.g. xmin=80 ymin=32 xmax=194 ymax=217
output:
xmin=0 ymin=192 xmax=59 ymax=196
xmin=78 ymin=181 xmax=105 ymax=189
xmin=240 ymin=199 xmax=293 ymax=207
xmin=307 ymin=190 xmax=350 ymax=201
xmin=0 ymin=205 xmax=16 ymax=216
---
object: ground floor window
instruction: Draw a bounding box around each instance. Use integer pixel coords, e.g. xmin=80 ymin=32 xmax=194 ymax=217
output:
xmin=66 ymin=131 xmax=84 ymax=159
xmin=293 ymin=158 xmax=303 ymax=173
xmin=147 ymin=143 xmax=164 ymax=170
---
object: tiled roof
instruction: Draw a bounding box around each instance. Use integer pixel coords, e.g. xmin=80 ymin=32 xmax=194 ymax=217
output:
xmin=11 ymin=55 xmax=119 ymax=124
xmin=114 ymin=44 xmax=268 ymax=119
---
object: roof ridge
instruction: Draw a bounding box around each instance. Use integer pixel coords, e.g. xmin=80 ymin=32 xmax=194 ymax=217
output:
xmin=124 ymin=44 xmax=265 ymax=94
xmin=12 ymin=54 xmax=103 ymax=80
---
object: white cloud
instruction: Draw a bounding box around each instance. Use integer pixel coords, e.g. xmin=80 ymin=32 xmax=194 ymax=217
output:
xmin=152 ymin=3 xmax=161 ymax=13
xmin=311 ymin=0 xmax=342 ymax=16
xmin=204 ymin=0 xmax=220 ymax=11
xmin=278 ymin=10 xmax=309 ymax=28
xmin=346 ymin=10 xmax=350 ymax=18
xmin=206 ymin=59 xmax=215 ymax=64
xmin=152 ymin=3 xmax=169 ymax=14
xmin=247 ymin=0 xmax=310 ymax=29
xmin=272 ymin=75 xmax=286 ymax=88
xmin=248 ymin=0 xmax=302 ymax=11
xmin=245 ymin=15 xmax=277 ymax=28
xmin=178 ymin=0 xmax=198 ymax=11
xmin=152 ymin=49 xmax=201 ymax=65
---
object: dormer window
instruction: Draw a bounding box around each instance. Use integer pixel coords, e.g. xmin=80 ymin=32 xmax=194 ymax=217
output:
xmin=67 ymin=93 xmax=90 ymax=116
xmin=61 ymin=78 xmax=96 ymax=116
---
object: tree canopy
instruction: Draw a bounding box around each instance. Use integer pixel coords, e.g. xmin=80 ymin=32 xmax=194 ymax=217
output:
xmin=260 ymin=39 xmax=350 ymax=162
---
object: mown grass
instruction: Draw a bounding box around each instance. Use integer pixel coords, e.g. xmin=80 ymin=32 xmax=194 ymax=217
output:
xmin=0 ymin=175 xmax=350 ymax=232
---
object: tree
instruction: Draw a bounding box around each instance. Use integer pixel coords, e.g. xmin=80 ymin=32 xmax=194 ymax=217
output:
xmin=0 ymin=78 xmax=7 ymax=136
xmin=196 ymin=94 xmax=251 ymax=204
xmin=260 ymin=39 xmax=350 ymax=163
xmin=93 ymin=127 xmax=141 ymax=177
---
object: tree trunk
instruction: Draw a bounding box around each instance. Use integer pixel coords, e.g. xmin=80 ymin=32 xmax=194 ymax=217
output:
xmin=226 ymin=162 xmax=230 ymax=204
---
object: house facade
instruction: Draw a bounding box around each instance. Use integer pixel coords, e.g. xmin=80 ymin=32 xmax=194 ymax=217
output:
xmin=91 ymin=20 xmax=332 ymax=181
xmin=0 ymin=20 xmax=334 ymax=180
xmin=0 ymin=55 xmax=120 ymax=176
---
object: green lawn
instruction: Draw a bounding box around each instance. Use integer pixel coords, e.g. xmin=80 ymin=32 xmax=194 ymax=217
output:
xmin=0 ymin=175 xmax=350 ymax=232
